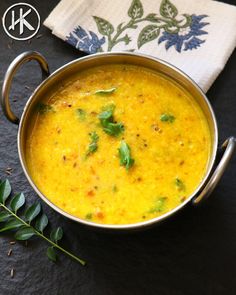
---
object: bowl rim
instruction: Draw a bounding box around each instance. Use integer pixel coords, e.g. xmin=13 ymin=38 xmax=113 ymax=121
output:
xmin=18 ymin=51 xmax=218 ymax=230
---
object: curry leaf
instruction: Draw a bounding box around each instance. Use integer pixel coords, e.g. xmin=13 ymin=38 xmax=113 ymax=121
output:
xmin=15 ymin=226 xmax=35 ymax=240
xmin=118 ymin=141 xmax=135 ymax=170
xmin=0 ymin=179 xmax=85 ymax=265
xmin=0 ymin=211 xmax=11 ymax=222
xmin=35 ymin=214 xmax=49 ymax=233
xmin=25 ymin=203 xmax=41 ymax=223
xmin=47 ymin=246 xmax=57 ymax=262
xmin=128 ymin=0 xmax=143 ymax=19
xmin=160 ymin=0 xmax=178 ymax=19
xmin=93 ymin=16 xmax=114 ymax=36
xmin=0 ymin=218 xmax=24 ymax=232
xmin=10 ymin=193 xmax=25 ymax=213
xmin=50 ymin=227 xmax=63 ymax=243
xmin=95 ymin=87 xmax=116 ymax=95
xmin=138 ymin=25 xmax=160 ymax=48
xmin=0 ymin=180 xmax=11 ymax=204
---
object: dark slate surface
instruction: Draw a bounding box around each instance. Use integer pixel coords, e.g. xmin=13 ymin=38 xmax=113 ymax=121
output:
xmin=0 ymin=0 xmax=235 ymax=294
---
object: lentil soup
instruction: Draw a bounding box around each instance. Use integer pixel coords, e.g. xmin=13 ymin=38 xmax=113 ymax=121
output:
xmin=26 ymin=64 xmax=211 ymax=225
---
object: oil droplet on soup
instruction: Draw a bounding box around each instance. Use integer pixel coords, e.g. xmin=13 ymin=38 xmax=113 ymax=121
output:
xmin=26 ymin=65 xmax=211 ymax=225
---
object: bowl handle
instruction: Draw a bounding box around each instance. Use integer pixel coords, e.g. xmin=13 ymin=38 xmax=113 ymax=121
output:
xmin=1 ymin=51 xmax=49 ymax=124
xmin=192 ymin=137 xmax=236 ymax=205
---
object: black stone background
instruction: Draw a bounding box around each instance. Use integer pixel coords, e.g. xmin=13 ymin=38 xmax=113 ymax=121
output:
xmin=0 ymin=0 xmax=235 ymax=294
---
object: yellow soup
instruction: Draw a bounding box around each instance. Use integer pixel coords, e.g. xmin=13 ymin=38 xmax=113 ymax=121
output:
xmin=26 ymin=64 xmax=211 ymax=225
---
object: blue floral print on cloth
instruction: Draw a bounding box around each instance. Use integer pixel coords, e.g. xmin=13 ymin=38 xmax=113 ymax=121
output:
xmin=66 ymin=26 xmax=105 ymax=54
xmin=66 ymin=0 xmax=209 ymax=54
xmin=158 ymin=15 xmax=209 ymax=52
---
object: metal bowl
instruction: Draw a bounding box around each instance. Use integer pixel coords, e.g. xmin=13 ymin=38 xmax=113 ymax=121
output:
xmin=1 ymin=51 xmax=235 ymax=230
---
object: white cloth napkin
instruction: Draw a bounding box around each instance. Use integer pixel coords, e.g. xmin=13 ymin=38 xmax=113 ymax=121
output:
xmin=44 ymin=0 xmax=236 ymax=92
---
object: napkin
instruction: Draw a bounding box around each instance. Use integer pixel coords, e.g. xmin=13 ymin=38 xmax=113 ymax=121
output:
xmin=44 ymin=0 xmax=236 ymax=92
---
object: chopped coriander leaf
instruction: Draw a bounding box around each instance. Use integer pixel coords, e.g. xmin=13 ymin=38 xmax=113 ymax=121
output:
xmin=112 ymin=185 xmax=118 ymax=193
xmin=85 ymin=213 xmax=93 ymax=220
xmin=37 ymin=103 xmax=54 ymax=114
xmin=118 ymin=141 xmax=135 ymax=170
xmin=102 ymin=103 xmax=116 ymax=112
xmin=86 ymin=131 xmax=99 ymax=156
xmin=160 ymin=113 xmax=175 ymax=123
xmin=175 ymin=178 xmax=185 ymax=191
xmin=98 ymin=106 xmax=124 ymax=137
xmin=148 ymin=197 xmax=167 ymax=213
xmin=95 ymin=87 xmax=117 ymax=95
xmin=76 ymin=108 xmax=86 ymax=121
xmin=103 ymin=122 xmax=124 ymax=137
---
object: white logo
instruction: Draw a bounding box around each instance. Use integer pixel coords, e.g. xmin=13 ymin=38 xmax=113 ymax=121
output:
xmin=2 ymin=3 xmax=40 ymax=41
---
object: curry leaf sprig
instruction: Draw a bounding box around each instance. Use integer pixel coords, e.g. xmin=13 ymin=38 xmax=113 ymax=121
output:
xmin=0 ymin=180 xmax=85 ymax=266
xmin=98 ymin=105 xmax=124 ymax=137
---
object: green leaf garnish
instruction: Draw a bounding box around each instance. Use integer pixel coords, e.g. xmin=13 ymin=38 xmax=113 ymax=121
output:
xmin=35 ymin=214 xmax=48 ymax=233
xmin=175 ymin=178 xmax=185 ymax=191
xmin=85 ymin=213 xmax=93 ymax=220
xmin=118 ymin=141 xmax=135 ymax=170
xmin=160 ymin=113 xmax=175 ymax=123
xmin=148 ymin=197 xmax=167 ymax=213
xmin=37 ymin=103 xmax=54 ymax=114
xmin=0 ymin=211 xmax=11 ymax=222
xmin=47 ymin=246 xmax=57 ymax=262
xmin=0 ymin=218 xmax=24 ymax=232
xmin=0 ymin=179 xmax=85 ymax=265
xmin=76 ymin=108 xmax=86 ymax=121
xmin=25 ymin=203 xmax=41 ymax=223
xmin=95 ymin=87 xmax=116 ymax=95
xmin=15 ymin=227 xmax=35 ymax=241
xmin=0 ymin=180 xmax=11 ymax=204
xmin=98 ymin=106 xmax=124 ymax=137
xmin=10 ymin=193 xmax=25 ymax=213
xmin=50 ymin=227 xmax=63 ymax=244
xmin=86 ymin=131 xmax=99 ymax=156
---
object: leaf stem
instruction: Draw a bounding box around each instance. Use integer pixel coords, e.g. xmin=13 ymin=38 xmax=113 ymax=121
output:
xmin=0 ymin=204 xmax=86 ymax=266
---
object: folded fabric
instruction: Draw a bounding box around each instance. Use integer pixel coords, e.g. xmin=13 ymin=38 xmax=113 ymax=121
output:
xmin=44 ymin=0 xmax=236 ymax=92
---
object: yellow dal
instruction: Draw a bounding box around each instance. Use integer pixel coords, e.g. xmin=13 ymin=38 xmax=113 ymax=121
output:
xmin=26 ymin=65 xmax=211 ymax=225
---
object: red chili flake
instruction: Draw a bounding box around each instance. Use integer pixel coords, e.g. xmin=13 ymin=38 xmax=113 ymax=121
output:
xmin=96 ymin=212 xmax=104 ymax=219
xmin=90 ymin=166 xmax=96 ymax=175
xmin=87 ymin=190 xmax=95 ymax=197
xmin=180 ymin=196 xmax=186 ymax=202
xmin=63 ymin=155 xmax=66 ymax=161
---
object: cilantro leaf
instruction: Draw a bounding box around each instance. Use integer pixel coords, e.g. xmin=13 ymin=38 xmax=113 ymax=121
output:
xmin=98 ymin=105 xmax=124 ymax=137
xmin=160 ymin=113 xmax=175 ymax=123
xmin=86 ymin=131 xmax=99 ymax=156
xmin=118 ymin=141 xmax=135 ymax=170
